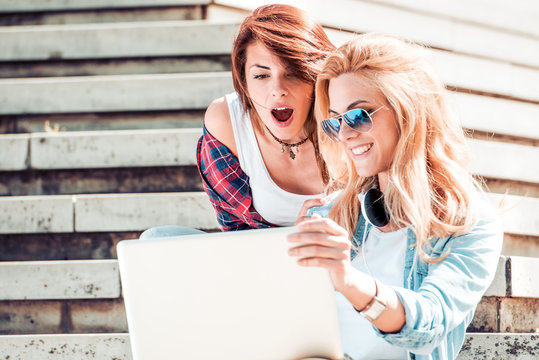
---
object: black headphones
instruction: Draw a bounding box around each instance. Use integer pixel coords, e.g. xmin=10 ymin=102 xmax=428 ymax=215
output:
xmin=359 ymin=185 xmax=390 ymax=228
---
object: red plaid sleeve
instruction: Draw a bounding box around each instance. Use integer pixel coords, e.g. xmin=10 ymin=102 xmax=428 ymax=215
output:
xmin=196 ymin=126 xmax=275 ymax=231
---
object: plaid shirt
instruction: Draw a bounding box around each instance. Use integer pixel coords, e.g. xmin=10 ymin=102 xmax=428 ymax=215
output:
xmin=196 ymin=126 xmax=275 ymax=231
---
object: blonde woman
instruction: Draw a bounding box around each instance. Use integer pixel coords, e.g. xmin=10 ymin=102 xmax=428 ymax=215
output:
xmin=288 ymin=34 xmax=503 ymax=359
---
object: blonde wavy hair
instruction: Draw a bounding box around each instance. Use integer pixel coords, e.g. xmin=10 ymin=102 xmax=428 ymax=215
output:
xmin=315 ymin=33 xmax=482 ymax=262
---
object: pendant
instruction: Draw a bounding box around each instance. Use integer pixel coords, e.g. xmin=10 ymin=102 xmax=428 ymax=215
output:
xmin=289 ymin=149 xmax=296 ymax=160
xmin=281 ymin=145 xmax=284 ymax=153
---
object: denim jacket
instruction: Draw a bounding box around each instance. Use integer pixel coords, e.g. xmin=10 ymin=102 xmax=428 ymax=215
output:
xmin=308 ymin=198 xmax=503 ymax=360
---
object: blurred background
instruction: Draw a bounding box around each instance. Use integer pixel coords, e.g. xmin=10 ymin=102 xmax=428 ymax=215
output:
xmin=0 ymin=0 xmax=538 ymax=358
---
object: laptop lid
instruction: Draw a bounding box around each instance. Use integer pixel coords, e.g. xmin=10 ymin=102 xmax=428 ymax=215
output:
xmin=117 ymin=226 xmax=343 ymax=360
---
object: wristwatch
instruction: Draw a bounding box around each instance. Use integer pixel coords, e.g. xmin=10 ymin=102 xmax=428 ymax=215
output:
xmin=359 ymin=279 xmax=387 ymax=322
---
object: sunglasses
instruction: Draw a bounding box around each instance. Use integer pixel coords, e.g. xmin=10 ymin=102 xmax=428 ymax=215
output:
xmin=321 ymin=106 xmax=383 ymax=142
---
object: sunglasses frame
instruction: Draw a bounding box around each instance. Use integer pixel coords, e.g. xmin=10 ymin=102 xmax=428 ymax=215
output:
xmin=322 ymin=106 xmax=384 ymax=142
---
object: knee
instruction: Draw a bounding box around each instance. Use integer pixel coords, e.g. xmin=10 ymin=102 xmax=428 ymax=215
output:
xmin=139 ymin=225 xmax=205 ymax=240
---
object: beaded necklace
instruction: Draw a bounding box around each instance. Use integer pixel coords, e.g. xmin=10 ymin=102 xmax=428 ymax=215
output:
xmin=265 ymin=126 xmax=309 ymax=160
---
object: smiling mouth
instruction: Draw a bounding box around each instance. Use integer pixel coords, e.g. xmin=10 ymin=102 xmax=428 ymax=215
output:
xmin=351 ymin=143 xmax=373 ymax=155
xmin=271 ymin=107 xmax=294 ymax=122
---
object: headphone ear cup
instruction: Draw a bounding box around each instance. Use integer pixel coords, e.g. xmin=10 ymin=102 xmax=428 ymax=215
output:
xmin=362 ymin=187 xmax=390 ymax=227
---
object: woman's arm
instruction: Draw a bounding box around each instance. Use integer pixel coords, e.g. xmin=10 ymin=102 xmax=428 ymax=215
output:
xmin=378 ymin=213 xmax=503 ymax=353
xmin=287 ymin=216 xmax=406 ymax=333
xmin=288 ymin=212 xmax=503 ymax=352
xmin=197 ymin=97 xmax=274 ymax=231
xmin=204 ymin=97 xmax=237 ymax=157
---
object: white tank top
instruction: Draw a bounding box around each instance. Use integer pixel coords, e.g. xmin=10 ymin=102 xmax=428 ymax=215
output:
xmin=337 ymin=226 xmax=408 ymax=359
xmin=226 ymin=92 xmax=322 ymax=226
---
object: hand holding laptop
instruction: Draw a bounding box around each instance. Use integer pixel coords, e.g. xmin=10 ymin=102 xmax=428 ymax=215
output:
xmin=288 ymin=215 xmax=352 ymax=293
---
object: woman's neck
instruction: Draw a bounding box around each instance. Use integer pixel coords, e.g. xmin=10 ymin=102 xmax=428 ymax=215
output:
xmin=377 ymin=172 xmax=389 ymax=193
xmin=375 ymin=171 xmax=401 ymax=233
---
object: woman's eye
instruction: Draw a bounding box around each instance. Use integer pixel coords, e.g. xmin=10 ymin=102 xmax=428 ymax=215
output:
xmin=253 ymin=74 xmax=268 ymax=79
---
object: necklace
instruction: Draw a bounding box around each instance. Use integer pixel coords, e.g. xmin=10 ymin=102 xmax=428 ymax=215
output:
xmin=265 ymin=126 xmax=309 ymax=160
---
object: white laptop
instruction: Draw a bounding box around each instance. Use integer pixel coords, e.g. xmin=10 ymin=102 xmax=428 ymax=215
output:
xmin=117 ymin=226 xmax=343 ymax=360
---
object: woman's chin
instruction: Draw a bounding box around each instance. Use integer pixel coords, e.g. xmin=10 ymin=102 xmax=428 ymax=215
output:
xmin=353 ymin=164 xmax=379 ymax=179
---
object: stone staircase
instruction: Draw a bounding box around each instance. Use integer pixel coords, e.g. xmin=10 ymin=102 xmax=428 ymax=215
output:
xmin=0 ymin=0 xmax=538 ymax=359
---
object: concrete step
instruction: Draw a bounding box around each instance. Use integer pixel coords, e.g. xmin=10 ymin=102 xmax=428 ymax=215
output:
xmin=427 ymin=49 xmax=539 ymax=103
xmin=0 ymin=333 xmax=537 ymax=359
xmin=488 ymin=193 xmax=539 ymax=237
xmin=0 ymin=192 xmax=219 ymax=234
xmin=0 ymin=55 xmax=231 ymax=79
xmin=467 ymin=139 xmax=539 ymax=184
xmin=354 ymin=0 xmax=539 ymax=38
xmin=0 ymin=6 xmax=206 ymax=26
xmin=0 ymin=72 xmax=233 ymax=115
xmin=0 ymin=192 xmax=535 ymax=236
xmin=0 ymin=333 xmax=131 ymax=359
xmin=485 ymin=256 xmax=539 ymax=298
xmin=458 ymin=333 xmax=539 ymax=359
xmin=212 ymin=0 xmax=539 ymax=69
xmin=1 ymin=72 xmax=537 ymax=140
xmin=0 ymin=110 xmax=205 ymax=133
xmin=0 ymin=256 xmax=539 ymax=304
xmin=327 ymin=27 xmax=539 ymax=103
xmin=471 ymin=296 xmax=539 ymax=333
xmin=0 ymin=232 xmax=140 ymax=261
xmin=1 ymin=93 xmax=536 ymax=140
xmin=0 ymin=257 xmax=537 ymax=335
xmin=1 ymin=256 xmax=534 ymax=301
xmin=1 ymin=129 xmax=537 ymax=183
xmin=2 ymin=295 xmax=538 ymax=335
xmin=0 ymin=260 xmax=120 ymax=300
xmin=450 ymin=92 xmax=539 ymax=141
xmin=0 ymin=166 xmax=203 ymax=196
xmin=0 ymin=0 xmax=211 ymax=12
xmin=0 ymin=299 xmax=127 ymax=335
xmin=8 ymin=128 xmax=201 ymax=170
xmin=1 ymin=230 xmax=537 ymax=262
xmin=1 ymin=21 xmax=537 ymax=103
xmin=0 ymin=21 xmax=236 ymax=61
xmin=501 ymin=233 xmax=539 ymax=258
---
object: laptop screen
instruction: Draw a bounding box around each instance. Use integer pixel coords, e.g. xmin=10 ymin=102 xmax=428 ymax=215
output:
xmin=117 ymin=226 xmax=343 ymax=360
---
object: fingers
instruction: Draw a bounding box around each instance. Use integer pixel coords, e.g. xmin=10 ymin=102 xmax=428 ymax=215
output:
xmin=294 ymin=213 xmax=321 ymax=226
xmin=297 ymin=197 xmax=328 ymax=219
xmin=295 ymin=216 xmax=348 ymax=237
xmin=295 ymin=257 xmax=344 ymax=270
xmin=288 ymin=232 xmax=350 ymax=250
xmin=289 ymin=244 xmax=349 ymax=261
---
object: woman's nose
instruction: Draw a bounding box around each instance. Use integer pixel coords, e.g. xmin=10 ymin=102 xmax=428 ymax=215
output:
xmin=337 ymin=119 xmax=359 ymax=142
xmin=271 ymin=78 xmax=288 ymax=97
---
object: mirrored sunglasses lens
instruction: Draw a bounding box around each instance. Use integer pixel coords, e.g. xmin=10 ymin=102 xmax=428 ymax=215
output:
xmin=343 ymin=109 xmax=372 ymax=132
xmin=322 ymin=118 xmax=341 ymax=141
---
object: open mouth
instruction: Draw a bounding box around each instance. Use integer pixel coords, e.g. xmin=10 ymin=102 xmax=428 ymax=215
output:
xmin=271 ymin=107 xmax=294 ymax=122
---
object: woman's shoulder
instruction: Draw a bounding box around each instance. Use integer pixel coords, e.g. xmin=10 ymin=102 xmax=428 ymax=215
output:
xmin=204 ymin=96 xmax=237 ymax=156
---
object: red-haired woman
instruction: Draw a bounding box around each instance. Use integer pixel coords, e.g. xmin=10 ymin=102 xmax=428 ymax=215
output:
xmin=196 ymin=4 xmax=335 ymax=231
